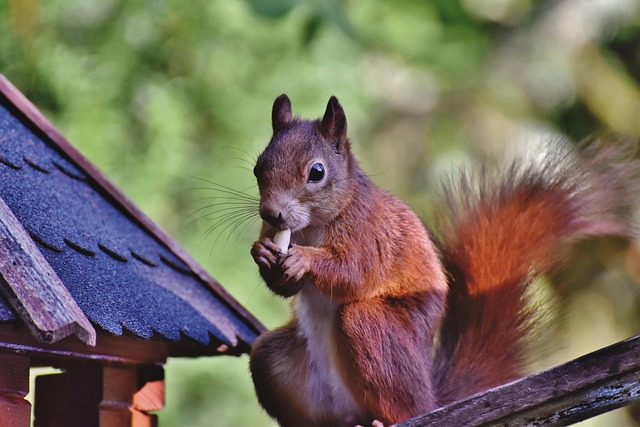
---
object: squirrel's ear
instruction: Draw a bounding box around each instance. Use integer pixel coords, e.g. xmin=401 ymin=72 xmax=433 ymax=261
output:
xmin=272 ymin=94 xmax=293 ymax=133
xmin=320 ymin=96 xmax=347 ymax=146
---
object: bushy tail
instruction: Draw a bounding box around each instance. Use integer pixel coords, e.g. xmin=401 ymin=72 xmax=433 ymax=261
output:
xmin=431 ymin=143 xmax=638 ymax=405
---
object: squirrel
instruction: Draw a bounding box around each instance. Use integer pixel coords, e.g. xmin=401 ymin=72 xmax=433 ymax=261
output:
xmin=248 ymin=94 xmax=636 ymax=427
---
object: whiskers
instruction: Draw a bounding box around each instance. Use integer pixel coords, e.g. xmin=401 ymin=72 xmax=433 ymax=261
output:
xmin=186 ymin=176 xmax=261 ymax=252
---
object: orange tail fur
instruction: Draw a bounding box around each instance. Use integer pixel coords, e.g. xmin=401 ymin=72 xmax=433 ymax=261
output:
xmin=431 ymin=144 xmax=637 ymax=405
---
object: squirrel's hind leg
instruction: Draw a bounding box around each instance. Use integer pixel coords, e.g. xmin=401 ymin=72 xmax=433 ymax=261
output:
xmin=250 ymin=319 xmax=373 ymax=427
xmin=250 ymin=321 xmax=316 ymax=427
xmin=337 ymin=289 xmax=446 ymax=424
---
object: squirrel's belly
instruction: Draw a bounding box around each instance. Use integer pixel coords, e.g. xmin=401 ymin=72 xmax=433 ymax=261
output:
xmin=293 ymin=283 xmax=365 ymax=423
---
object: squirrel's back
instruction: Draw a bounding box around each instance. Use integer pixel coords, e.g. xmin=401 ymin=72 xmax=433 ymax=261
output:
xmin=431 ymin=144 xmax=637 ymax=404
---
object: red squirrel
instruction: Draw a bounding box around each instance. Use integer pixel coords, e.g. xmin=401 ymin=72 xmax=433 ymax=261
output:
xmin=249 ymin=94 xmax=635 ymax=426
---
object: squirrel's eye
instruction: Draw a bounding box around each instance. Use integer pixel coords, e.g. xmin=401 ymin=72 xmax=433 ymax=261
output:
xmin=253 ymin=165 xmax=258 ymax=178
xmin=308 ymin=163 xmax=325 ymax=183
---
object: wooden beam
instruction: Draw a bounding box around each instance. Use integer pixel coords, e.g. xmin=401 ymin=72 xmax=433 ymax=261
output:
xmin=0 ymin=194 xmax=96 ymax=346
xmin=395 ymin=334 xmax=640 ymax=426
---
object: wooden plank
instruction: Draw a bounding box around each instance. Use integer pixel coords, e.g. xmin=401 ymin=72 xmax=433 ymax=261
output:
xmin=0 ymin=74 xmax=266 ymax=339
xmin=0 ymin=193 xmax=96 ymax=346
xmin=395 ymin=334 xmax=640 ymax=426
xmin=0 ymin=197 xmax=96 ymax=346
xmin=0 ymin=353 xmax=31 ymax=427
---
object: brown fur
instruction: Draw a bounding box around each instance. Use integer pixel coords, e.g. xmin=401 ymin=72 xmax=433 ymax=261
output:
xmin=249 ymin=95 xmax=636 ymax=426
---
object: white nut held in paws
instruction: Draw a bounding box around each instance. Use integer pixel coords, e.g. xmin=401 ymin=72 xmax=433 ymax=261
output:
xmin=273 ymin=229 xmax=291 ymax=253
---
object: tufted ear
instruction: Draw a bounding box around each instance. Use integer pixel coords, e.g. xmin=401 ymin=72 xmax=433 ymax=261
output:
xmin=272 ymin=94 xmax=293 ymax=133
xmin=320 ymin=96 xmax=347 ymax=148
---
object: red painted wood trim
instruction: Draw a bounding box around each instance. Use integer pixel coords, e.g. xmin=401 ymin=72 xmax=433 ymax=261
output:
xmin=0 ymin=324 xmax=167 ymax=365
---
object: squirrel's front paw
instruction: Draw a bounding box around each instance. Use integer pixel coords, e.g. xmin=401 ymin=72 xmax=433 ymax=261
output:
xmin=281 ymin=246 xmax=311 ymax=282
xmin=251 ymin=238 xmax=280 ymax=270
xmin=251 ymin=239 xmax=304 ymax=297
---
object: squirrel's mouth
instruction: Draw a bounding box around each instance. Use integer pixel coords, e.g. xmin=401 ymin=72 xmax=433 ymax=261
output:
xmin=258 ymin=199 xmax=315 ymax=234
xmin=271 ymin=219 xmax=305 ymax=234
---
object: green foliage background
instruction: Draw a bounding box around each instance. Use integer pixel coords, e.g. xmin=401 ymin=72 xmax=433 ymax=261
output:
xmin=2 ymin=0 xmax=640 ymax=425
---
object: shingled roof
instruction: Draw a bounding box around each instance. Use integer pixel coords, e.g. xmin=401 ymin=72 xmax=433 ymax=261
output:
xmin=0 ymin=75 xmax=263 ymax=356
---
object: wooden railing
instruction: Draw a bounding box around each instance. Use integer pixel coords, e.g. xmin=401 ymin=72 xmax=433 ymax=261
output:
xmin=395 ymin=334 xmax=640 ymax=426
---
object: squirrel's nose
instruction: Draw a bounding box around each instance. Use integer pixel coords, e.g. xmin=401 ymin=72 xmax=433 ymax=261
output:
xmin=259 ymin=204 xmax=285 ymax=228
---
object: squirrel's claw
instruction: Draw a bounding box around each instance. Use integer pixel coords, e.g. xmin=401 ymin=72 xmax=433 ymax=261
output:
xmin=281 ymin=246 xmax=310 ymax=282
xmin=251 ymin=238 xmax=279 ymax=269
xmin=251 ymin=238 xmax=305 ymax=297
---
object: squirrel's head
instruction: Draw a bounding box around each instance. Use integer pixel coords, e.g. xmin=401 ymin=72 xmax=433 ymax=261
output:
xmin=254 ymin=94 xmax=356 ymax=233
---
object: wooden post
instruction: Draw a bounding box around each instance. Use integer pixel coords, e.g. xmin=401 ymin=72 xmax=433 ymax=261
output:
xmin=100 ymin=365 xmax=164 ymax=427
xmin=99 ymin=364 xmax=137 ymax=427
xmin=100 ymin=364 xmax=164 ymax=427
xmin=0 ymin=353 xmax=31 ymax=427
